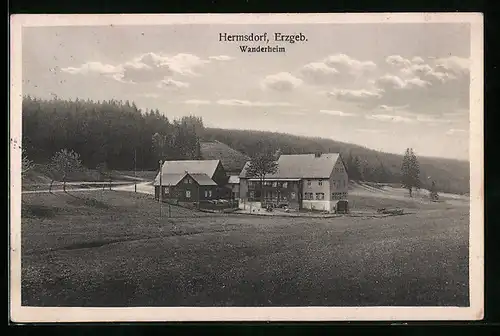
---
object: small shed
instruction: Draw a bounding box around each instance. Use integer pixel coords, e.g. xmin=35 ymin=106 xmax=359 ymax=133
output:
xmin=335 ymin=200 xmax=349 ymax=214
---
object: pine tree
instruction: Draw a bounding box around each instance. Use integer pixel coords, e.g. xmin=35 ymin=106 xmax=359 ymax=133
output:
xmin=401 ymin=148 xmax=421 ymax=197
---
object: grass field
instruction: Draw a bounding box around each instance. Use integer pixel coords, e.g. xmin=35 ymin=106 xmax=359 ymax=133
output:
xmin=20 ymin=191 xmax=469 ymax=307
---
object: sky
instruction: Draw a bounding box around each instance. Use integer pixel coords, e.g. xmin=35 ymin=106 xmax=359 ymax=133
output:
xmin=22 ymin=23 xmax=471 ymax=160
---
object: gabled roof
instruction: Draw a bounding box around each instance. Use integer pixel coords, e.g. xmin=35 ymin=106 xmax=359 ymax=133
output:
xmin=190 ymin=173 xmax=218 ymax=186
xmin=153 ymin=172 xmax=217 ymax=186
xmin=240 ymin=153 xmax=340 ymax=179
xmin=227 ymin=175 xmax=240 ymax=184
xmin=153 ymin=173 xmax=186 ymax=186
xmin=159 ymin=160 xmax=220 ymax=177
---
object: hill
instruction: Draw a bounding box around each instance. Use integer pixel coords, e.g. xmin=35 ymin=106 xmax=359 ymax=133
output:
xmin=202 ymin=128 xmax=469 ymax=195
xmin=200 ymin=140 xmax=250 ymax=174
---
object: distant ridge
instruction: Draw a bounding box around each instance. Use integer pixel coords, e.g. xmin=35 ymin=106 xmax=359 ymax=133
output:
xmin=202 ymin=128 xmax=470 ymax=195
xmin=200 ymin=140 xmax=250 ymax=174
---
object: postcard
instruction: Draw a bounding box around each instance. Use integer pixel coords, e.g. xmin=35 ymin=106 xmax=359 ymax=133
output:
xmin=9 ymin=13 xmax=484 ymax=322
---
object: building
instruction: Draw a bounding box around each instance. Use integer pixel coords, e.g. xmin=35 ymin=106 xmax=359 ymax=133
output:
xmin=154 ymin=160 xmax=229 ymax=203
xmin=239 ymin=153 xmax=349 ymax=212
xmin=225 ymin=175 xmax=241 ymax=201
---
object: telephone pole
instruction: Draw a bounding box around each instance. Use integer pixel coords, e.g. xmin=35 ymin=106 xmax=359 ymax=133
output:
xmin=134 ymin=149 xmax=137 ymax=193
xmin=159 ymin=159 xmax=163 ymax=218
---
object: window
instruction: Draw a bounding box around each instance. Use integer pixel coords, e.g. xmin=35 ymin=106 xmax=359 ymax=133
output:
xmin=307 ymin=180 xmax=312 ymax=186
xmin=318 ymin=180 xmax=323 ymax=186
xmin=272 ymin=181 xmax=277 ymax=187
xmin=208 ymin=190 xmax=212 ymax=197
xmin=291 ymin=192 xmax=296 ymax=200
xmin=249 ymin=191 xmax=255 ymax=199
xmin=164 ymin=187 xmax=170 ymax=195
xmin=204 ymin=190 xmax=208 ymax=198
xmin=282 ymin=182 xmax=288 ymax=188
xmin=305 ymin=192 xmax=313 ymax=200
xmin=185 ymin=190 xmax=191 ymax=198
xmin=184 ymin=178 xmax=188 ymax=184
xmin=316 ymin=193 xmax=325 ymax=200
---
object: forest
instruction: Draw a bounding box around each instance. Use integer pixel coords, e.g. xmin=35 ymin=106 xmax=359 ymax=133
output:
xmin=21 ymin=96 xmax=470 ymax=194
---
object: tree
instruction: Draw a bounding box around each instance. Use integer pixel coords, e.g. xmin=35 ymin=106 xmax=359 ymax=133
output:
xmin=152 ymin=132 xmax=170 ymax=160
xmin=49 ymin=149 xmax=83 ymax=192
xmin=346 ymin=152 xmax=363 ymax=181
xmin=21 ymin=148 xmax=34 ymax=178
xmin=246 ymin=151 xmax=278 ymax=204
xmin=401 ymin=148 xmax=421 ymax=197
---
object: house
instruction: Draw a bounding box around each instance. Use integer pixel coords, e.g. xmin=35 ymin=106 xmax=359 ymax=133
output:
xmin=239 ymin=153 xmax=349 ymax=212
xmin=153 ymin=160 xmax=229 ymax=203
xmin=226 ymin=175 xmax=241 ymax=201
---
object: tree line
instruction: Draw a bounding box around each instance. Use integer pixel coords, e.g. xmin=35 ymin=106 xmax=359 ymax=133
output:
xmin=21 ymin=96 xmax=467 ymax=195
xmin=22 ymin=96 xmax=204 ymax=171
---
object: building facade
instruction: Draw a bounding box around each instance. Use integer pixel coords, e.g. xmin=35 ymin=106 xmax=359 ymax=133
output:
xmin=153 ymin=159 xmax=230 ymax=203
xmin=239 ymin=153 xmax=348 ymax=212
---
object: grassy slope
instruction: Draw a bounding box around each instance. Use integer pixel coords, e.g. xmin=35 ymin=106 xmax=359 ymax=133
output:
xmin=203 ymin=128 xmax=470 ymax=195
xmin=21 ymin=191 xmax=469 ymax=307
xmin=22 ymin=165 xmax=157 ymax=186
xmin=200 ymin=140 xmax=250 ymax=173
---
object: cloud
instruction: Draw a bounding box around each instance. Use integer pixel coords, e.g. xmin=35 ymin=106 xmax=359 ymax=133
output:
xmin=319 ymin=109 xmax=356 ymax=117
xmin=261 ymin=72 xmax=303 ymax=92
xmin=434 ymin=56 xmax=470 ymax=75
xmin=185 ymin=99 xmax=211 ymax=105
xmin=327 ymin=88 xmax=382 ymax=103
xmin=376 ymin=104 xmax=410 ymax=111
xmin=375 ymin=74 xmax=431 ymax=90
xmin=366 ymin=114 xmax=414 ymax=123
xmin=62 ymin=52 xmax=211 ymax=86
xmin=157 ymin=78 xmax=190 ymax=89
xmin=300 ymin=62 xmax=339 ymax=84
xmin=216 ymin=99 xmax=294 ymax=107
xmin=61 ymin=61 xmax=120 ymax=76
xmin=300 ymin=53 xmax=376 ymax=85
xmin=209 ymin=55 xmax=234 ymax=61
xmin=446 ymin=128 xmax=468 ymax=135
xmin=137 ymin=93 xmax=160 ymax=98
xmin=342 ymin=55 xmax=471 ymax=114
xmin=324 ymin=54 xmax=377 ymax=74
xmin=386 ymin=55 xmax=413 ymax=68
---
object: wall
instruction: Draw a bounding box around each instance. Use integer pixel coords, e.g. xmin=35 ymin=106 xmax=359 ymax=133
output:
xmin=302 ymin=200 xmax=334 ymax=212
xmin=330 ymin=157 xmax=349 ymax=201
xmin=212 ymin=162 xmax=229 ymax=186
xmin=302 ymin=178 xmax=331 ymax=201
xmin=239 ymin=178 xmax=249 ymax=203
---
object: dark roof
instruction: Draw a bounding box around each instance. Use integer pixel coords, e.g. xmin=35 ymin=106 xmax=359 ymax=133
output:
xmin=153 ymin=172 xmax=217 ymax=186
xmin=190 ymin=173 xmax=218 ymax=186
xmin=153 ymin=173 xmax=186 ymax=186
xmin=159 ymin=160 xmax=220 ymax=177
xmin=240 ymin=153 xmax=340 ymax=179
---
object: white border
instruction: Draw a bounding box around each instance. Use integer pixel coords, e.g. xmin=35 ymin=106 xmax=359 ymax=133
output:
xmin=9 ymin=13 xmax=484 ymax=322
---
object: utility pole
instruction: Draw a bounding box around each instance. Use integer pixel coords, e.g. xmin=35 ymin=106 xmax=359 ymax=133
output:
xmin=134 ymin=149 xmax=137 ymax=193
xmin=159 ymin=159 xmax=163 ymax=218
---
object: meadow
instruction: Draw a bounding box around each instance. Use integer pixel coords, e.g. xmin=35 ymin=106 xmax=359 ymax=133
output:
xmin=20 ymin=190 xmax=469 ymax=307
